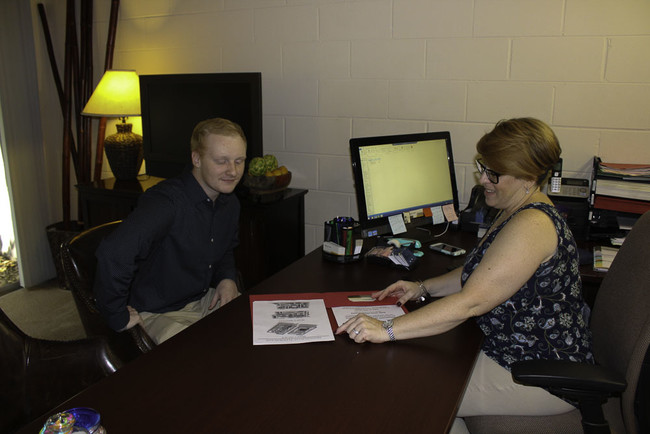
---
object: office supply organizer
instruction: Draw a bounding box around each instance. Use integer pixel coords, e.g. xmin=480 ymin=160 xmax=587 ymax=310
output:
xmin=322 ymin=217 xmax=363 ymax=263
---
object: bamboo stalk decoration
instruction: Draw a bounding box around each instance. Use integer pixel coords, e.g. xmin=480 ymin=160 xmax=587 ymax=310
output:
xmin=93 ymin=0 xmax=121 ymax=182
xmin=38 ymin=0 xmax=121 ymax=223
xmin=79 ymin=0 xmax=93 ymax=185
xmin=61 ymin=0 xmax=76 ymax=227
xmin=37 ymin=3 xmax=80 ymax=181
xmin=68 ymin=1 xmax=83 ymax=184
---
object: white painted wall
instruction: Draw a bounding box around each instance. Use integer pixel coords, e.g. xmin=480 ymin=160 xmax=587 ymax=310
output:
xmin=31 ymin=0 xmax=650 ymax=257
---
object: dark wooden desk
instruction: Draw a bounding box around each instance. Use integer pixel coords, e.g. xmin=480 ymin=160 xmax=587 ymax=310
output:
xmin=19 ymin=234 xmax=482 ymax=434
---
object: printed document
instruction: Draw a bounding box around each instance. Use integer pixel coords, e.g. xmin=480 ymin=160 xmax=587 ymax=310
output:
xmin=253 ymin=299 xmax=334 ymax=345
xmin=331 ymin=304 xmax=406 ymax=327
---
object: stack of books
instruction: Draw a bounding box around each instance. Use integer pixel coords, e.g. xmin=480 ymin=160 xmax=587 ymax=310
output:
xmin=589 ymin=157 xmax=650 ymax=240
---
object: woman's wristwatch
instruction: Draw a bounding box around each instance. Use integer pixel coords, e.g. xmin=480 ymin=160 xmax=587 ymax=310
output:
xmin=382 ymin=319 xmax=396 ymax=341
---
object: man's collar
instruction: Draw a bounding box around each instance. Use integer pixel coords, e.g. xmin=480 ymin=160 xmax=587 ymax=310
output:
xmin=180 ymin=170 xmax=232 ymax=205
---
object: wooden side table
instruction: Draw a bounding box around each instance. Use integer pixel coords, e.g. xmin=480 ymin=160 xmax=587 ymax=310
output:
xmin=76 ymin=176 xmax=165 ymax=229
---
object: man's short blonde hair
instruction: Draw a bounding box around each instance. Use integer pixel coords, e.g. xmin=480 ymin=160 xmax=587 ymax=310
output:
xmin=190 ymin=118 xmax=247 ymax=155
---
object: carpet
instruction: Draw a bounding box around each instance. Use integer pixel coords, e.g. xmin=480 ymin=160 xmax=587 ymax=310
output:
xmin=0 ymin=280 xmax=86 ymax=341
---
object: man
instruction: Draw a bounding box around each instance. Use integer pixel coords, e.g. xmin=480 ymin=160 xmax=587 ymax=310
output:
xmin=94 ymin=118 xmax=246 ymax=344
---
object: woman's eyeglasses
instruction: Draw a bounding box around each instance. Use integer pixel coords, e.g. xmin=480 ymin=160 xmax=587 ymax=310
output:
xmin=476 ymin=159 xmax=500 ymax=184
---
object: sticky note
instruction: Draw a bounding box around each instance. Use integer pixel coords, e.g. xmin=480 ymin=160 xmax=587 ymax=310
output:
xmin=443 ymin=204 xmax=459 ymax=221
xmin=389 ymin=214 xmax=407 ymax=234
xmin=431 ymin=206 xmax=445 ymax=225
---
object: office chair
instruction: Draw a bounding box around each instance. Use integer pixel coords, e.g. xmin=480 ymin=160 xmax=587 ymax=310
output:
xmin=60 ymin=221 xmax=156 ymax=363
xmin=464 ymin=210 xmax=650 ymax=434
xmin=61 ymin=220 xmax=246 ymax=361
xmin=0 ymin=306 xmax=120 ymax=433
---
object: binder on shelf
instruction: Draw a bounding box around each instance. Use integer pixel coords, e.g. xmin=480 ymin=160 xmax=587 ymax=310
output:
xmin=590 ymin=157 xmax=650 ymax=209
xmin=593 ymin=178 xmax=650 ymax=201
xmin=593 ymin=195 xmax=650 ymax=215
xmin=588 ymin=157 xmax=649 ymax=240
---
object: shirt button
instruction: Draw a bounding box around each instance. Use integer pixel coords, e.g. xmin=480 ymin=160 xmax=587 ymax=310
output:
xmin=211 ymin=238 xmax=214 ymax=243
xmin=208 ymin=264 xmax=212 ymax=269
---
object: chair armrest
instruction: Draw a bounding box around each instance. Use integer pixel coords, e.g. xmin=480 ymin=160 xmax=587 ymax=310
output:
xmin=25 ymin=335 xmax=123 ymax=419
xmin=512 ymin=359 xmax=626 ymax=395
xmin=27 ymin=335 xmax=123 ymax=379
xmin=127 ymin=324 xmax=157 ymax=353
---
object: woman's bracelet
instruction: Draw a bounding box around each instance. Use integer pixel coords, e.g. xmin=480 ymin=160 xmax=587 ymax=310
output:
xmin=416 ymin=280 xmax=428 ymax=300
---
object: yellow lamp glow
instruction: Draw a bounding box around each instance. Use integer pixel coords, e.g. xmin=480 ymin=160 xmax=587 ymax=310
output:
xmin=82 ymin=69 xmax=143 ymax=180
xmin=82 ymin=69 xmax=141 ymax=117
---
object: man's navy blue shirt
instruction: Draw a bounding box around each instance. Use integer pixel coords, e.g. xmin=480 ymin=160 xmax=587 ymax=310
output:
xmin=94 ymin=170 xmax=240 ymax=331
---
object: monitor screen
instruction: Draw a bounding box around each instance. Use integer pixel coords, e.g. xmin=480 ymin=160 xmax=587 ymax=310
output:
xmin=140 ymin=72 xmax=263 ymax=178
xmin=350 ymin=131 xmax=459 ymax=237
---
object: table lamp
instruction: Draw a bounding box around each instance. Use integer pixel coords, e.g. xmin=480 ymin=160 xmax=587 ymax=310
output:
xmin=82 ymin=69 xmax=143 ymax=180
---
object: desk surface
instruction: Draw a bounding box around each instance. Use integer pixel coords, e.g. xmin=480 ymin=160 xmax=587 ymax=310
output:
xmin=20 ymin=230 xmax=483 ymax=434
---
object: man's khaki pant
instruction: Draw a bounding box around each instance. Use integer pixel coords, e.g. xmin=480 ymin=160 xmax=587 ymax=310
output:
xmin=138 ymin=287 xmax=221 ymax=344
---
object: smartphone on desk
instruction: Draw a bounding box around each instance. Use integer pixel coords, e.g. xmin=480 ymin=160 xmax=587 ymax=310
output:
xmin=429 ymin=242 xmax=466 ymax=257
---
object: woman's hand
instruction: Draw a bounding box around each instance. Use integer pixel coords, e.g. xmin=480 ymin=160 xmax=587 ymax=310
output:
xmin=335 ymin=314 xmax=388 ymax=343
xmin=372 ymin=280 xmax=423 ymax=307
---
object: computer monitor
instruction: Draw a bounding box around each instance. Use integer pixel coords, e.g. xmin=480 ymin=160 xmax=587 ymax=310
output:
xmin=350 ymin=131 xmax=459 ymax=237
xmin=140 ymin=72 xmax=263 ymax=179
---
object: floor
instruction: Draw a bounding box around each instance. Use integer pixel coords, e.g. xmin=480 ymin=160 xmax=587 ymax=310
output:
xmin=0 ymin=279 xmax=86 ymax=341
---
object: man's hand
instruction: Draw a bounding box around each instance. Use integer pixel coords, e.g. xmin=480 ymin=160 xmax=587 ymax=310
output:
xmin=120 ymin=305 xmax=143 ymax=331
xmin=209 ymin=278 xmax=240 ymax=310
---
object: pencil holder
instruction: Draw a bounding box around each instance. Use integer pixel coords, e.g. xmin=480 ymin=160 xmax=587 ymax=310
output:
xmin=322 ymin=217 xmax=363 ymax=263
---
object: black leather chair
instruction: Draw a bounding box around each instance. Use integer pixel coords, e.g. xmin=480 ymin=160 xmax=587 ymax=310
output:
xmin=60 ymin=221 xmax=156 ymax=364
xmin=465 ymin=210 xmax=650 ymax=434
xmin=0 ymin=306 xmax=120 ymax=433
xmin=61 ymin=220 xmax=245 ymax=360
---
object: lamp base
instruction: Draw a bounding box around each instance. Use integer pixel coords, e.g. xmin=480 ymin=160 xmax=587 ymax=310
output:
xmin=104 ymin=122 xmax=143 ymax=180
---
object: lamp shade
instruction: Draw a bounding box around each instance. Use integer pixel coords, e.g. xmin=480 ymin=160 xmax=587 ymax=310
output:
xmin=82 ymin=70 xmax=141 ymax=117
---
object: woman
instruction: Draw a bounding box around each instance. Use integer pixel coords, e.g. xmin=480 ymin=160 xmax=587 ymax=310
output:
xmin=336 ymin=118 xmax=593 ymax=429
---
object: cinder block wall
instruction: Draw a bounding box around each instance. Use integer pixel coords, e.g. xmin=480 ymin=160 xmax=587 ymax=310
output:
xmin=34 ymin=0 xmax=650 ymax=254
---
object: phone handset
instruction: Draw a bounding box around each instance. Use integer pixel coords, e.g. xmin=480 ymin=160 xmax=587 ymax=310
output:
xmin=549 ymin=158 xmax=563 ymax=194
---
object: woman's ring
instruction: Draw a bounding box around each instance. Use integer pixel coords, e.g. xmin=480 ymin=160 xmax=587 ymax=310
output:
xmin=354 ymin=329 xmax=360 ymax=335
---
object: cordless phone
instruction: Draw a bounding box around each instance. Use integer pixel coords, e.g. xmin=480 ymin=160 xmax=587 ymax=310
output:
xmin=550 ymin=159 xmax=562 ymax=194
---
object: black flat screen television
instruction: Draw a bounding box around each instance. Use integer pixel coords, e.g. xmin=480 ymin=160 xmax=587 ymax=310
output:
xmin=139 ymin=72 xmax=263 ymax=178
xmin=350 ymin=131 xmax=460 ymax=237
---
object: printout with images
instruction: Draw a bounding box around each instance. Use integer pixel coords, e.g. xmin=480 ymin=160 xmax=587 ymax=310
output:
xmin=253 ymin=299 xmax=334 ymax=345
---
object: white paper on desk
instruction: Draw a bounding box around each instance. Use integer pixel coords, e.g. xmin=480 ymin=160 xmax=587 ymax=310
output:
xmin=331 ymin=305 xmax=406 ymax=327
xmin=253 ymin=299 xmax=334 ymax=345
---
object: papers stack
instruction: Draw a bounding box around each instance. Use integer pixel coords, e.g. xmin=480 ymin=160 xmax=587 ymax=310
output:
xmin=593 ymin=246 xmax=619 ymax=272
